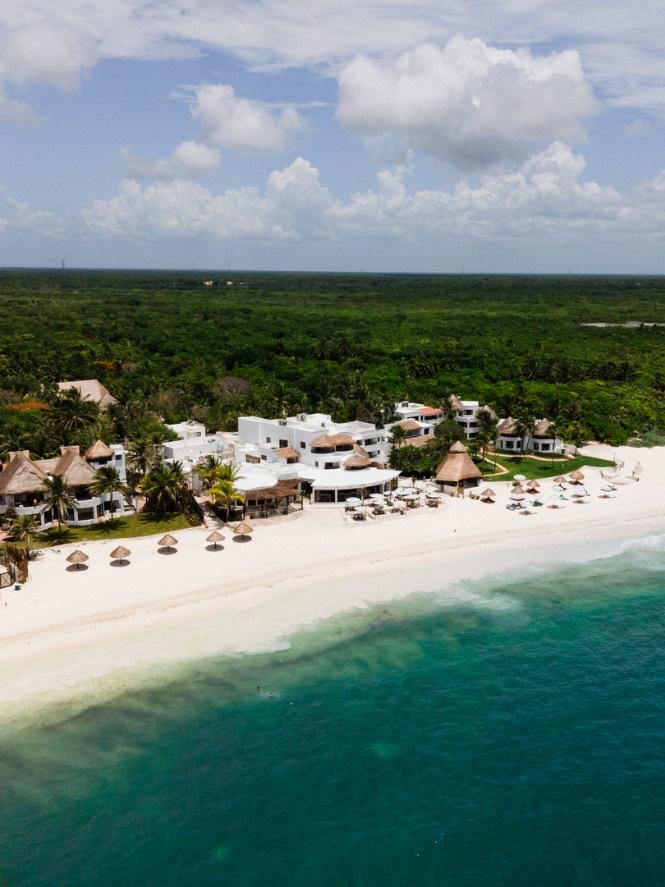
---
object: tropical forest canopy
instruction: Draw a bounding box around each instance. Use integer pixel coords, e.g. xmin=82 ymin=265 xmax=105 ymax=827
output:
xmin=1 ymin=269 xmax=664 ymax=457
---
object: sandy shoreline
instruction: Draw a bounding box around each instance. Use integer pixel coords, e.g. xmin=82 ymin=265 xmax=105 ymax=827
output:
xmin=1 ymin=444 xmax=663 ymax=725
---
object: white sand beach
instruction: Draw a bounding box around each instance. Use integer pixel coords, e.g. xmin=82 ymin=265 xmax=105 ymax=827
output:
xmin=1 ymin=444 xmax=663 ymax=723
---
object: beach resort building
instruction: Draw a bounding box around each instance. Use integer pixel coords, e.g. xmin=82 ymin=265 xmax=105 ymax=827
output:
xmin=236 ymin=413 xmax=398 ymax=505
xmin=383 ymin=418 xmax=436 ymax=453
xmin=56 ymin=378 xmax=117 ymax=409
xmin=393 ymin=401 xmax=444 ymax=426
xmin=496 ymin=418 xmax=564 ymax=455
xmin=435 ymin=441 xmax=482 ymax=496
xmin=0 ymin=441 xmax=128 ymax=529
xmin=161 ymin=421 xmax=237 ymax=486
xmin=445 ymin=395 xmax=498 ymax=440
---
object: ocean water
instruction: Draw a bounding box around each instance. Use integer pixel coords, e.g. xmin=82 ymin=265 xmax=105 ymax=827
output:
xmin=1 ymin=540 xmax=665 ymax=886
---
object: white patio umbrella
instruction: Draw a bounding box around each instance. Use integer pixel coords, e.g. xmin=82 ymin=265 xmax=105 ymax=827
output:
xmin=514 ymin=474 xmax=527 ymax=482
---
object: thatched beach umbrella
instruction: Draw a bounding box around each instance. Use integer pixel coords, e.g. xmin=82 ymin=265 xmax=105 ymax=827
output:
xmin=66 ymin=549 xmax=89 ymax=571
xmin=110 ymin=545 xmax=131 ymax=566
xmin=157 ymin=534 xmax=178 ymax=553
xmin=569 ymin=470 xmax=585 ymax=484
xmin=480 ymin=488 xmax=496 ymax=502
xmin=233 ymin=520 xmax=254 ymax=541
xmin=206 ymin=530 xmax=225 ymax=551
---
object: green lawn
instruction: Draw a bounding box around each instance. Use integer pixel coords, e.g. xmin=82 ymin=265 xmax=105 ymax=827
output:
xmin=477 ymin=453 xmax=616 ymax=482
xmin=35 ymin=512 xmax=196 ymax=547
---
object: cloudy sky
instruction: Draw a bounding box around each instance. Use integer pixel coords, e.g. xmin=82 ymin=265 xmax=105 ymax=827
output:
xmin=2 ymin=1 xmax=665 ymax=272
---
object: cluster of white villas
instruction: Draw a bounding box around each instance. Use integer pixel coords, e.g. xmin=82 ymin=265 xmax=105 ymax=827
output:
xmin=159 ymin=396 xmax=565 ymax=508
xmin=0 ymin=391 xmax=567 ymax=529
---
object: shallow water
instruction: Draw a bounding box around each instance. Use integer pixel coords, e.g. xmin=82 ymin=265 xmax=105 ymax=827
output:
xmin=1 ymin=542 xmax=665 ymax=885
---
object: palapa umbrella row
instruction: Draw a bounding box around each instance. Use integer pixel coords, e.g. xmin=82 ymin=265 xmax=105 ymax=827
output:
xmin=65 ymin=521 xmax=255 ymax=572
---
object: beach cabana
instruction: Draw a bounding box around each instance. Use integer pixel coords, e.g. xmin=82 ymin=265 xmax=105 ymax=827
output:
xmin=157 ymin=534 xmax=178 ymax=554
xmin=206 ymin=530 xmax=225 ymax=551
xmin=233 ymin=520 xmax=254 ymax=542
xmin=66 ymin=549 xmax=89 ymax=571
xmin=110 ymin=545 xmax=131 ymax=566
xmin=435 ymin=442 xmax=482 ymax=496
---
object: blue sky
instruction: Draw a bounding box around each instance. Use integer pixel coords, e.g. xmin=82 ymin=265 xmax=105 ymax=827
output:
xmin=2 ymin=1 xmax=665 ymax=272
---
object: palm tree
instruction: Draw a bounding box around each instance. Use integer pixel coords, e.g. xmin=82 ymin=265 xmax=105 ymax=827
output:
xmin=196 ymin=456 xmax=224 ymax=491
xmin=476 ymin=408 xmax=499 ymax=463
xmin=10 ymin=513 xmax=38 ymax=559
xmin=51 ymin=389 xmax=99 ymax=440
xmin=89 ymin=465 xmax=129 ymax=518
xmin=390 ymin=425 xmax=407 ymax=449
xmin=140 ymin=461 xmax=189 ymax=514
xmin=209 ymin=480 xmax=244 ymax=522
xmin=43 ymin=474 xmax=75 ymax=530
xmin=513 ymin=414 xmax=535 ymax=457
xmin=127 ymin=438 xmax=154 ymax=484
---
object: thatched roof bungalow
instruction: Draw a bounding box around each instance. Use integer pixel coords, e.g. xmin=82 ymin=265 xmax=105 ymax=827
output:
xmin=435 ymin=442 xmax=482 ymax=495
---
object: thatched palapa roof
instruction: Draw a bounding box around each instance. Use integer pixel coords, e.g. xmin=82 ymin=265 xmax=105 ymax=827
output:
xmin=57 ymin=378 xmax=116 ymax=408
xmin=532 ymin=419 xmax=555 ymax=438
xmin=0 ymin=451 xmax=48 ymax=496
xmin=435 ymin=442 xmax=482 ymax=484
xmin=85 ymin=439 xmax=113 ymax=460
xmin=55 ymin=446 xmax=97 ymax=487
xmin=478 ymin=404 xmax=498 ymax=421
xmin=498 ymin=417 xmax=520 ymax=435
xmin=274 ymin=446 xmax=300 ymax=460
xmin=344 ymin=454 xmax=370 ymax=470
xmin=110 ymin=545 xmax=131 ymax=559
xmin=446 ymin=394 xmax=464 ymax=413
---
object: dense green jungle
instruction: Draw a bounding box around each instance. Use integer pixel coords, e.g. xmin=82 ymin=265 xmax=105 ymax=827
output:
xmin=1 ymin=269 xmax=664 ymax=458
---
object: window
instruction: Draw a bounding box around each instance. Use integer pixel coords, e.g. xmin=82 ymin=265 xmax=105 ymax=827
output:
xmin=279 ymin=439 xmax=288 ymax=448
xmin=315 ymin=461 xmax=319 ymax=467
xmin=261 ymin=455 xmax=267 ymax=461
xmin=300 ymin=441 xmax=306 ymax=449
xmin=505 ymin=440 xmax=514 ymax=449
xmin=325 ymin=462 xmax=335 ymax=469
xmin=542 ymin=443 xmax=550 ymax=451
xmin=266 ymin=436 xmax=271 ymax=443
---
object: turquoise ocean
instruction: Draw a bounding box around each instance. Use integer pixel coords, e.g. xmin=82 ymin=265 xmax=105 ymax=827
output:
xmin=1 ymin=538 xmax=665 ymax=886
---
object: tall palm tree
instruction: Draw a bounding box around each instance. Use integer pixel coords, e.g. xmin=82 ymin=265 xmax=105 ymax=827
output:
xmin=513 ymin=414 xmax=535 ymax=457
xmin=51 ymin=389 xmax=99 ymax=440
xmin=390 ymin=425 xmax=407 ymax=449
xmin=89 ymin=465 xmax=129 ymax=518
xmin=43 ymin=474 xmax=75 ymax=530
xmin=10 ymin=514 xmax=38 ymax=558
xmin=196 ymin=456 xmax=224 ymax=491
xmin=127 ymin=438 xmax=154 ymax=484
xmin=209 ymin=480 xmax=244 ymax=522
xmin=140 ymin=461 xmax=189 ymax=514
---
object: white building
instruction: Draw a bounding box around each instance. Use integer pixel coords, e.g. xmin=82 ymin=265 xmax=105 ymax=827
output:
xmin=0 ymin=441 xmax=128 ymax=529
xmin=383 ymin=418 xmax=436 ymax=455
xmin=496 ymin=418 xmax=564 ymax=454
xmin=236 ymin=413 xmax=398 ymax=505
xmin=161 ymin=421 xmax=237 ymax=483
xmin=393 ymin=401 xmax=444 ymax=426
xmin=445 ymin=395 xmax=498 ymax=440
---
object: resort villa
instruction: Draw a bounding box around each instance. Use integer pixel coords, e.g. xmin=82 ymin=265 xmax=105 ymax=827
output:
xmin=496 ymin=418 xmax=564 ymax=455
xmin=236 ymin=413 xmax=398 ymax=505
xmin=161 ymin=421 xmax=236 ymax=487
xmin=0 ymin=441 xmax=128 ymax=529
xmin=445 ymin=395 xmax=498 ymax=440
xmin=393 ymin=402 xmax=444 ymax=426
xmin=56 ymin=378 xmax=117 ymax=409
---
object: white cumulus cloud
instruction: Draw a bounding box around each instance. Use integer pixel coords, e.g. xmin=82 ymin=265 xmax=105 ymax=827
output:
xmin=121 ymin=140 xmax=221 ymax=179
xmin=190 ymin=84 xmax=304 ymax=153
xmin=337 ymin=37 xmax=597 ymax=168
